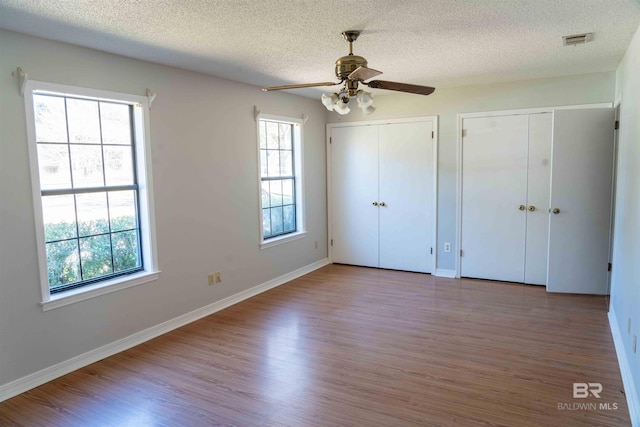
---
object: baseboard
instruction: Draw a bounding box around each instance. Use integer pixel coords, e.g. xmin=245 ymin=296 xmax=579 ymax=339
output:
xmin=434 ymin=269 xmax=456 ymax=278
xmin=609 ymin=307 xmax=639 ymax=426
xmin=0 ymin=257 xmax=330 ymax=403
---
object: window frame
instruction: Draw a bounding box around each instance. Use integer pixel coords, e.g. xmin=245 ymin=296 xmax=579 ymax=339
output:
xmin=24 ymin=81 xmax=160 ymax=311
xmin=256 ymin=113 xmax=306 ymax=249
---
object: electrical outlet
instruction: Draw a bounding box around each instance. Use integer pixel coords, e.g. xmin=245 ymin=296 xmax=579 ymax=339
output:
xmin=444 ymin=242 xmax=451 ymax=253
xmin=634 ymin=335 xmax=637 ymax=353
xmin=208 ymin=274 xmax=214 ymax=286
xmin=314 ymin=241 xmax=318 ymax=249
xmin=215 ymin=272 xmax=222 ymax=283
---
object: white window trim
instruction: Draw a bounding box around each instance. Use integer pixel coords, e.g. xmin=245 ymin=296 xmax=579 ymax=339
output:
xmin=23 ymin=80 xmax=160 ymax=311
xmin=256 ymin=113 xmax=306 ymax=249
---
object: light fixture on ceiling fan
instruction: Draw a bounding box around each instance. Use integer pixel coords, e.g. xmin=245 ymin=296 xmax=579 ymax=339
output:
xmin=262 ymin=31 xmax=436 ymax=116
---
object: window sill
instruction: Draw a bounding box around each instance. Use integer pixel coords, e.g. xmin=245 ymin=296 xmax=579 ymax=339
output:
xmin=260 ymin=231 xmax=307 ymax=249
xmin=40 ymin=270 xmax=161 ymax=312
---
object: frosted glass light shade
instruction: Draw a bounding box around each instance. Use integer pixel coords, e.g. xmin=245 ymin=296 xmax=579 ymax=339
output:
xmin=360 ymin=105 xmax=376 ymax=116
xmin=321 ymin=93 xmax=338 ymax=111
xmin=334 ymin=99 xmax=351 ymax=115
xmin=356 ymin=90 xmax=374 ymax=108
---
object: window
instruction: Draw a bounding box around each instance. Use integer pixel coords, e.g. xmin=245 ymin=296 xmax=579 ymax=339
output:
xmin=24 ymin=81 xmax=158 ymax=309
xmin=257 ymin=114 xmax=305 ymax=247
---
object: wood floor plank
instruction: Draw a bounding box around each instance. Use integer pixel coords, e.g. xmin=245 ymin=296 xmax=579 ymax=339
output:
xmin=0 ymin=264 xmax=630 ymax=426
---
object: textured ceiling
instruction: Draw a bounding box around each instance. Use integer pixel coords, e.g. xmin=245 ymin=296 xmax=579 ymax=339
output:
xmin=1 ymin=0 xmax=639 ymax=98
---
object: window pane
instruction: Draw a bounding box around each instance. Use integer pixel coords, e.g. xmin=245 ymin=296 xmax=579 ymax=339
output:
xmin=112 ymin=230 xmax=140 ymax=272
xmin=283 ymin=205 xmax=296 ymax=232
xmin=279 ymin=123 xmax=292 ymax=149
xmin=70 ymin=145 xmax=104 ymax=188
xmin=67 ymin=98 xmax=101 ymax=144
xmin=282 ymin=179 xmax=294 ymax=205
xmin=271 ymin=206 xmax=284 ymax=235
xmin=261 ymin=181 xmax=271 ymax=208
xmin=269 ymin=180 xmax=282 ymax=207
xmin=262 ymin=209 xmax=272 ymax=237
xmin=280 ymin=150 xmax=292 ymax=176
xmin=100 ymin=103 xmax=131 ymax=145
xmin=260 ymin=149 xmax=268 ymax=177
xmin=37 ymin=144 xmax=71 ymax=190
xmin=266 ymin=121 xmax=279 ymax=149
xmin=76 ymin=193 xmax=109 ymax=237
xmin=267 ymin=150 xmax=280 ymax=177
xmin=34 ymin=95 xmax=67 ymax=143
xmin=258 ymin=119 xmax=299 ymax=240
xmin=109 ymin=191 xmax=137 ymax=231
xmin=259 ymin=121 xmax=267 ymax=149
xmin=46 ymin=240 xmax=80 ymax=287
xmin=104 ymin=145 xmax=134 ymax=186
xmin=42 ymin=195 xmax=77 ymax=242
xmin=80 ymin=235 xmax=113 ymax=280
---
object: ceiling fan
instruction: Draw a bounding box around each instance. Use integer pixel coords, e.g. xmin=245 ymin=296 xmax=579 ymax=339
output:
xmin=262 ymin=31 xmax=435 ymax=116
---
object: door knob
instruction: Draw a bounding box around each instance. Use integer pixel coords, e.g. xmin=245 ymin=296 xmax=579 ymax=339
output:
xmin=528 ymin=205 xmax=536 ymax=212
xmin=380 ymin=202 xmax=386 ymax=207
xmin=552 ymin=208 xmax=560 ymax=214
xmin=519 ymin=204 xmax=525 ymax=211
xmin=372 ymin=202 xmax=379 ymax=206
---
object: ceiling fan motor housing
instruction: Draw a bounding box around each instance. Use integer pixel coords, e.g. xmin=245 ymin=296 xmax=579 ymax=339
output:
xmin=335 ymin=55 xmax=368 ymax=80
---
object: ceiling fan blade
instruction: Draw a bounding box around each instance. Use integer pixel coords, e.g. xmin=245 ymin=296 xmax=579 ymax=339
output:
xmin=348 ymin=66 xmax=383 ymax=82
xmin=262 ymin=81 xmax=341 ymax=92
xmin=365 ymin=80 xmax=435 ymax=96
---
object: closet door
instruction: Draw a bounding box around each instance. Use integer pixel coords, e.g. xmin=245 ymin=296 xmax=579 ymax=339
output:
xmin=547 ymin=108 xmax=614 ymax=294
xmin=378 ymin=122 xmax=434 ymax=273
xmin=524 ymin=113 xmax=552 ymax=285
xmin=331 ymin=125 xmax=379 ymax=267
xmin=461 ymin=115 xmax=529 ymax=282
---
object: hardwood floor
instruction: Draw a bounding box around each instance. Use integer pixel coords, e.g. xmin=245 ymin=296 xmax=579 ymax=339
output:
xmin=0 ymin=265 xmax=630 ymax=426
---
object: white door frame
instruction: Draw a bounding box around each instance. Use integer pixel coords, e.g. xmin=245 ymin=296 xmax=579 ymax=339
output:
xmin=455 ymin=103 xmax=612 ymax=279
xmin=607 ymin=99 xmax=622 ymax=295
xmin=327 ymin=116 xmax=439 ymax=273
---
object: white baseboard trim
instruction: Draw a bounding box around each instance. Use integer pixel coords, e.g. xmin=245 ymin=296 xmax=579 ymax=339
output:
xmin=434 ymin=269 xmax=456 ymax=278
xmin=0 ymin=258 xmax=330 ymax=403
xmin=609 ymin=307 xmax=639 ymax=426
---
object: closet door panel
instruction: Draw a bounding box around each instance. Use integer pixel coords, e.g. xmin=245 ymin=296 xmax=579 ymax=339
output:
xmin=331 ymin=126 xmax=380 ymax=267
xmin=547 ymin=108 xmax=614 ymax=294
xmin=378 ymin=122 xmax=433 ymax=273
xmin=524 ymin=113 xmax=552 ymax=285
xmin=461 ymin=115 xmax=529 ymax=282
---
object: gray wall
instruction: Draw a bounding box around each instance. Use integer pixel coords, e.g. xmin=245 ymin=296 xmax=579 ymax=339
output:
xmin=327 ymin=73 xmax=616 ymax=271
xmin=0 ymin=29 xmax=328 ymax=386
xmin=611 ymin=22 xmax=640 ymax=406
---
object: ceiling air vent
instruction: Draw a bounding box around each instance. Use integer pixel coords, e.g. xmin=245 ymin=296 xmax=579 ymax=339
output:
xmin=563 ymin=33 xmax=594 ymax=46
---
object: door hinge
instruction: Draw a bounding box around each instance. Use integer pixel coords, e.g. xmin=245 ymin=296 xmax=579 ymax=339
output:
xmin=331 ymin=239 xmax=333 ymax=246
xmin=329 ymin=137 xmax=332 ymax=144
xmin=461 ymin=129 xmax=467 ymax=138
xmin=431 ymin=131 xmax=434 ymax=139
xmin=615 ymin=121 xmax=620 ymax=130
xmin=430 ymin=247 xmax=433 ymax=255
xmin=460 ymin=249 xmax=464 ymax=257
xmin=608 ymin=262 xmax=612 ymax=272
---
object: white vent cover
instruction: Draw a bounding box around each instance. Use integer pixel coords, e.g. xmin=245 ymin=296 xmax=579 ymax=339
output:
xmin=563 ymin=33 xmax=594 ymax=46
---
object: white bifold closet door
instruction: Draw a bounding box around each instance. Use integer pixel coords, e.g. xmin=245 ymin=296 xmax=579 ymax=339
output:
xmin=547 ymin=108 xmax=615 ymax=294
xmin=331 ymin=121 xmax=434 ymax=273
xmin=331 ymin=125 xmax=379 ymax=267
xmin=460 ymin=113 xmax=552 ymax=284
xmin=461 ymin=115 xmax=529 ymax=282
xmin=524 ymin=113 xmax=552 ymax=284
xmin=378 ymin=122 xmax=434 ymax=272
